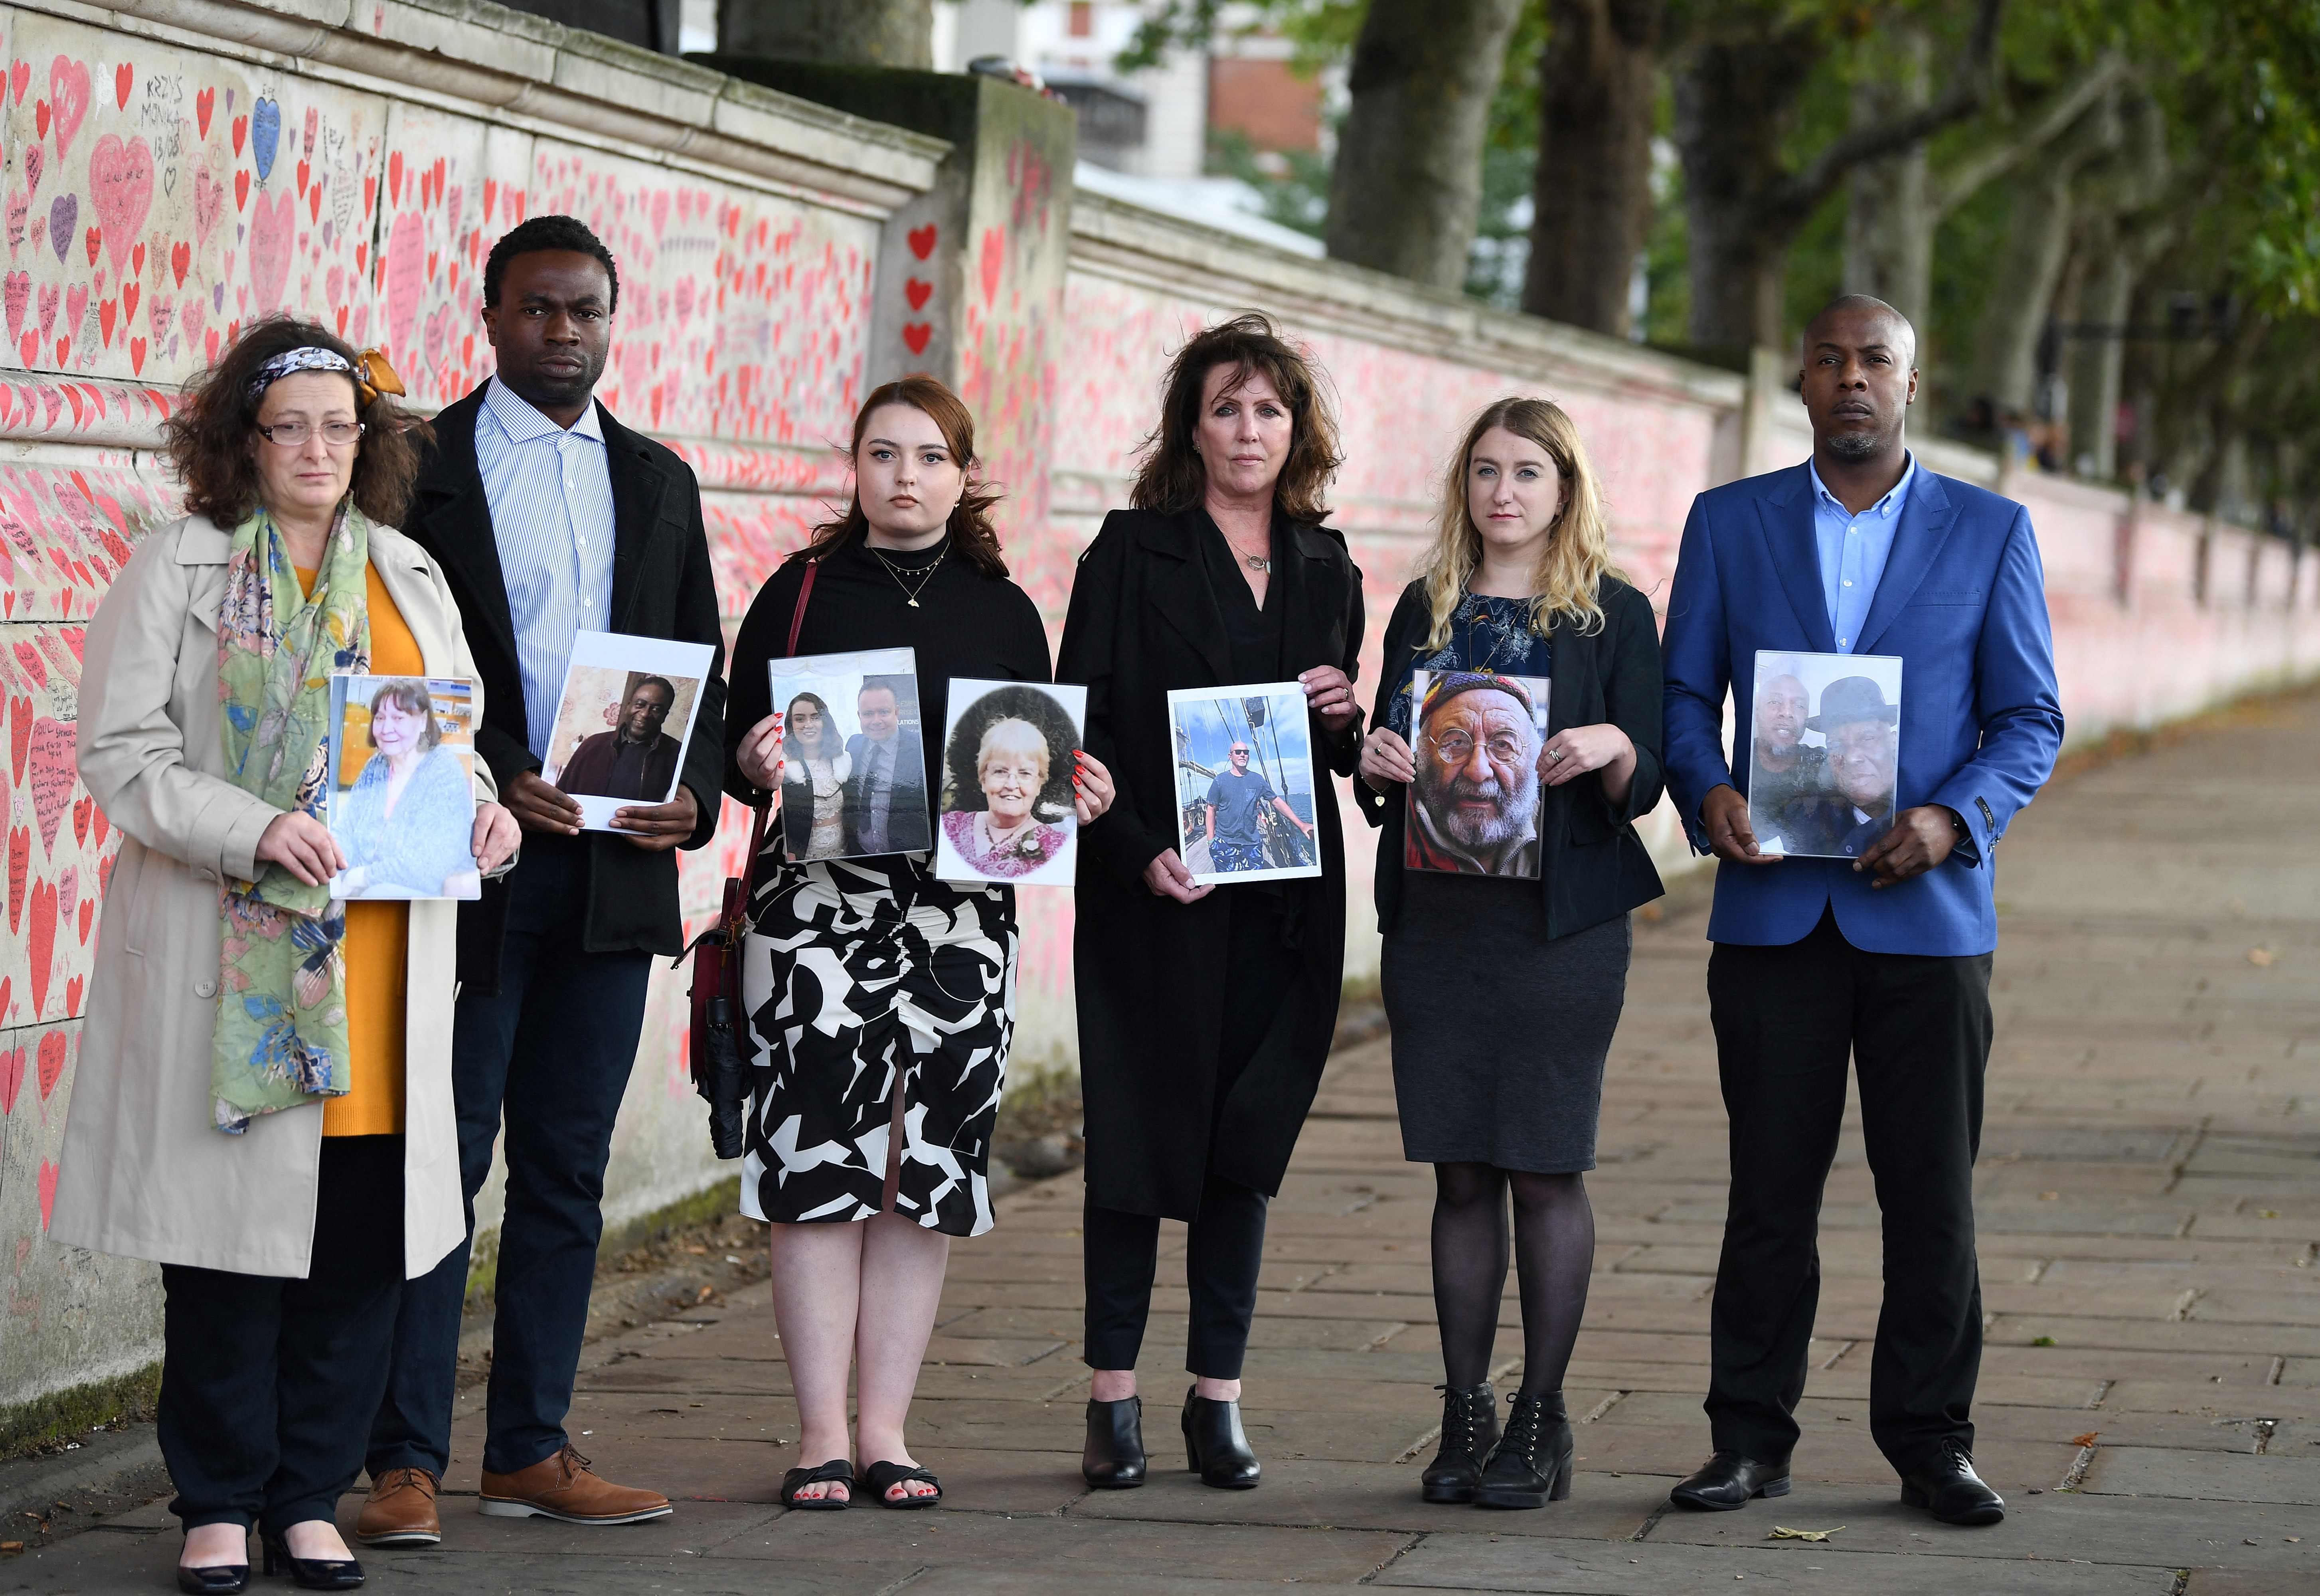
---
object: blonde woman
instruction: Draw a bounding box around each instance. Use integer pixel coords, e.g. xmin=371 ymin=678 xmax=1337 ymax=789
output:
xmin=1353 ymin=398 xmax=1664 ymax=1511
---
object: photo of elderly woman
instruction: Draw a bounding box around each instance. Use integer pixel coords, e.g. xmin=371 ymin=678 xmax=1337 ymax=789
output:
xmin=935 ymin=679 xmax=1087 ymax=886
xmin=327 ymin=676 xmax=484 ymax=900
xmin=778 ymin=690 xmax=852 ymax=862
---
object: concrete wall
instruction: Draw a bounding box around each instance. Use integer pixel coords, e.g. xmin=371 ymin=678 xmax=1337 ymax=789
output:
xmin=2 ymin=0 xmax=2314 ymax=1444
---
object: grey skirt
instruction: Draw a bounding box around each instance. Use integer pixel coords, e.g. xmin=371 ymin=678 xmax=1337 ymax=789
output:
xmin=1381 ymin=873 xmax=1631 ymax=1173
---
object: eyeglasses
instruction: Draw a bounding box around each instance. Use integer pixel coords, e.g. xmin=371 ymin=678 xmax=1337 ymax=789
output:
xmin=1427 ymin=731 xmax=1528 ymax=766
xmin=257 ymin=420 xmax=365 ymax=448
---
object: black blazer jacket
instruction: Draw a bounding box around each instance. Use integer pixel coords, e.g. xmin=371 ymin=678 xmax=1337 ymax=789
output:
xmin=1059 ymin=506 xmax=1365 ymax=1219
xmin=401 ymin=384 xmax=727 ymax=984
xmin=1355 ymin=575 xmax=1666 ymax=938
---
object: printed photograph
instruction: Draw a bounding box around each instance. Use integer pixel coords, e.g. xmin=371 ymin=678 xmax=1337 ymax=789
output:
xmin=769 ymin=647 xmax=931 ymax=861
xmin=935 ymin=679 xmax=1088 ymax=887
xmin=326 ymin=676 xmax=482 ymax=901
xmin=1403 ymin=669 xmax=1553 ymax=878
xmin=541 ymin=631 xmax=717 ymax=832
xmin=1746 ymin=650 xmax=1905 ymax=860
xmin=1167 ymin=684 xmax=1323 ymax=886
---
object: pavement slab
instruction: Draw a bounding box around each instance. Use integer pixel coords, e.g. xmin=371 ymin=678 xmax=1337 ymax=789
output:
xmin=14 ymin=693 xmax=2319 ymax=1590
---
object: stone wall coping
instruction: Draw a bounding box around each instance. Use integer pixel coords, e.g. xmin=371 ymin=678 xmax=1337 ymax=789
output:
xmin=83 ymin=0 xmax=949 ymax=208
xmin=1068 ymin=189 xmax=1748 ymax=413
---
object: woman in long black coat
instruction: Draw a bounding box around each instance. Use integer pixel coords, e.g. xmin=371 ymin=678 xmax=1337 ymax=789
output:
xmin=1059 ymin=313 xmax=1365 ymax=1493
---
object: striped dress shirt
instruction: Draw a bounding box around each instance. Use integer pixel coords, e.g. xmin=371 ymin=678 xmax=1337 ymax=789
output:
xmin=474 ymin=375 xmax=617 ymax=761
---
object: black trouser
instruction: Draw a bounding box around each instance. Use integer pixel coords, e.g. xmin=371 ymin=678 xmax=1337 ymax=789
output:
xmin=368 ymin=838 xmax=653 ymax=1479
xmin=159 ymin=1136 xmax=404 ymax=1535
xmin=1083 ymin=891 xmax=1294 ymax=1381
xmin=1704 ymin=907 xmax=1993 ymax=1473
xmin=1084 ymin=1174 xmax=1271 ymax=1379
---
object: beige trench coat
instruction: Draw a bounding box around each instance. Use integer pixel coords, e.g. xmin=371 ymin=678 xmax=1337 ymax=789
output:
xmin=50 ymin=514 xmax=494 ymax=1279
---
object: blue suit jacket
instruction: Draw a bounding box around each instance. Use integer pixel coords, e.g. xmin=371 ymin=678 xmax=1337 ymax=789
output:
xmin=1661 ymin=462 xmax=2063 ymax=956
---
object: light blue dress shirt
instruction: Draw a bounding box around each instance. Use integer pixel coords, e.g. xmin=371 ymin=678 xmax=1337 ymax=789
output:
xmin=474 ymin=376 xmax=617 ymax=760
xmin=1807 ymin=452 xmax=1916 ymax=652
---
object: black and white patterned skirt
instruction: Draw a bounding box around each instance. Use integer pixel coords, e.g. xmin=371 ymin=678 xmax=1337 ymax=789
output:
xmin=738 ymin=851 xmax=1016 ymax=1238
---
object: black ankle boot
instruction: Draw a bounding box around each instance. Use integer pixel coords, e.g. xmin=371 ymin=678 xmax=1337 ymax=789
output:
xmin=1181 ymin=1387 xmax=1261 ymax=1489
xmin=1420 ymin=1383 xmax=1499 ymax=1505
xmin=1474 ymin=1391 xmax=1574 ymax=1510
xmin=1082 ymin=1396 xmax=1147 ymax=1489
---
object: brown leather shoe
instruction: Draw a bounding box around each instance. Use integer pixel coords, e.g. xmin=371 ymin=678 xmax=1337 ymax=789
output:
xmin=356 ymin=1467 xmax=442 ymax=1547
xmin=477 ymin=1445 xmax=672 ymax=1525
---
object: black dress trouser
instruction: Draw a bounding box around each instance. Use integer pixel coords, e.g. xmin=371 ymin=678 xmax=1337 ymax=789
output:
xmin=159 ymin=1135 xmax=405 ymax=1534
xmin=1083 ymin=892 xmax=1297 ymax=1381
xmin=1704 ymin=907 xmax=1993 ymax=1473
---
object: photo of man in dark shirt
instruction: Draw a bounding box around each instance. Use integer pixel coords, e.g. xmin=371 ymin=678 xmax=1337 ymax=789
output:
xmin=555 ymin=674 xmax=683 ymax=802
xmin=1204 ymin=740 xmax=1314 ymax=873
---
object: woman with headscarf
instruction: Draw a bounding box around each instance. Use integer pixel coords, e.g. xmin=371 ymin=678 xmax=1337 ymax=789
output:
xmin=51 ymin=319 xmax=518 ymax=1592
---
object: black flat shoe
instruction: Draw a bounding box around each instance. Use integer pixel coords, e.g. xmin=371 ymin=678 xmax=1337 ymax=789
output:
xmin=1083 ymin=1396 xmax=1148 ymax=1489
xmin=260 ymin=1535 xmax=363 ymax=1590
xmin=1899 ymin=1440 xmax=2006 ymax=1526
xmin=779 ymin=1459 xmax=855 ymax=1510
xmin=1181 ymin=1387 xmax=1260 ymax=1489
xmin=862 ymin=1460 xmax=942 ymax=1509
xmin=1420 ymin=1383 xmax=1498 ymax=1505
xmin=1474 ymin=1391 xmax=1573 ymax=1510
xmin=176 ymin=1566 xmax=251 ymax=1595
xmin=1669 ymin=1450 xmax=1792 ymax=1511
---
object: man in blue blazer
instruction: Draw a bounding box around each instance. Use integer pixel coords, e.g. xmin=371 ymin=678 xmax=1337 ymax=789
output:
xmin=1660 ymin=296 xmax=2063 ymax=1528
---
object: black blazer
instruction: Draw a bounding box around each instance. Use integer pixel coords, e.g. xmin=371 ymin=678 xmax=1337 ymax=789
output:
xmin=1060 ymin=506 xmax=1365 ymax=1219
xmin=400 ymin=384 xmax=727 ymax=982
xmin=1355 ymin=576 xmax=1666 ymax=938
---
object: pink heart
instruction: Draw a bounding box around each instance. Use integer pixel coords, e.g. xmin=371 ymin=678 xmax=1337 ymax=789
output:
xmin=192 ymin=164 xmax=223 ymax=246
xmin=247 ymin=189 xmax=295 ymax=315
xmin=47 ymin=57 xmax=90 ymax=160
xmin=0 ymin=1045 xmax=22 ymax=1115
xmin=383 ymin=211 xmax=422 ymax=365
xmin=86 ymin=134 xmax=153 ymax=274
xmin=25 ymin=715 xmax=74 ymax=851
xmin=37 ymin=1159 xmax=57 ymax=1230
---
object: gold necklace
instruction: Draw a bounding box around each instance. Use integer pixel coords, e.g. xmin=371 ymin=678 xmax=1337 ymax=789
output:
xmin=870 ymin=540 xmax=948 ymax=607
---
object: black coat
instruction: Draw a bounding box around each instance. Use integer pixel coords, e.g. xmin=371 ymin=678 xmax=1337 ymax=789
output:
xmin=1059 ymin=507 xmax=1365 ymax=1219
xmin=1356 ymin=576 xmax=1666 ymax=937
xmin=399 ymin=385 xmax=727 ymax=986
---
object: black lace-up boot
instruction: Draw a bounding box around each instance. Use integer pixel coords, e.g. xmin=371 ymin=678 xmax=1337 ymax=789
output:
xmin=1420 ymin=1383 xmax=1499 ymax=1504
xmin=1474 ymin=1390 xmax=1574 ymax=1510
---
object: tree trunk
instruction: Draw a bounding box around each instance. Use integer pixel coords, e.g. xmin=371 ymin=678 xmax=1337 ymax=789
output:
xmin=1673 ymin=18 xmax=1826 ymax=351
xmin=2064 ymin=93 xmax=2174 ymax=478
xmin=1522 ymin=0 xmax=1664 ymax=337
xmin=1842 ymin=22 xmax=1933 ymax=328
xmin=1968 ymin=159 xmax=2080 ymax=415
xmin=714 ymin=0 xmax=932 ymax=66
xmin=1325 ymin=0 xmax=1527 ymax=291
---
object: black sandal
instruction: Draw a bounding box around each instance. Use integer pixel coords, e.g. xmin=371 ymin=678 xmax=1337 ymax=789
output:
xmin=779 ymin=1459 xmax=855 ymax=1510
xmin=862 ymin=1460 xmax=942 ymax=1509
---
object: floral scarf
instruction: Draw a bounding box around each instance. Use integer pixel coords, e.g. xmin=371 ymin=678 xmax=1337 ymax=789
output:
xmin=211 ymin=504 xmax=371 ymax=1132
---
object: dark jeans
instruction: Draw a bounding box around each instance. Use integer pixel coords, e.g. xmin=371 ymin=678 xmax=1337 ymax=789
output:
xmin=1084 ymin=1175 xmax=1270 ymax=1379
xmin=160 ymin=1136 xmax=404 ymax=1535
xmin=367 ymin=839 xmax=653 ymax=1479
xmin=1703 ymin=907 xmax=1994 ymax=1473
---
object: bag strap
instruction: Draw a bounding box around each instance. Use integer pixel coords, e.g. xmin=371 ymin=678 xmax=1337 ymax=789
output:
xmin=785 ymin=558 xmax=819 ymax=658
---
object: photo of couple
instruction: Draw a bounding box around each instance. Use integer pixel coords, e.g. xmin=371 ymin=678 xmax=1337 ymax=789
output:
xmin=773 ymin=648 xmax=933 ymax=862
xmin=326 ymin=676 xmax=484 ymax=901
xmin=1745 ymin=650 xmax=1905 ymax=859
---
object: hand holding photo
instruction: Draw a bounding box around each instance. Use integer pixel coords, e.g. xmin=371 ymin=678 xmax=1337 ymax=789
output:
xmin=541 ymin=632 xmax=716 ymax=832
xmin=1404 ymin=669 xmax=1552 ymax=878
xmin=1746 ymin=650 xmax=1904 ymax=860
xmin=1167 ymin=685 xmax=1324 ymax=886
xmin=769 ymin=648 xmax=931 ymax=861
xmin=935 ymin=679 xmax=1087 ymax=887
xmin=326 ymin=676 xmax=483 ymax=901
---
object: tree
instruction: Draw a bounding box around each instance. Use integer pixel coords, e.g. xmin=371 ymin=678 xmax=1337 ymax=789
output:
xmin=1324 ymin=0 xmax=1530 ymax=290
xmin=1522 ymin=0 xmax=1665 ymax=336
xmin=1670 ymin=0 xmax=2004 ymax=352
xmin=714 ymin=0 xmax=933 ymax=66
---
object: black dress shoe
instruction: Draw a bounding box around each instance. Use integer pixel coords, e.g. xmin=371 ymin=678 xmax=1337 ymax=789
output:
xmin=261 ymin=1535 xmax=364 ymax=1590
xmin=1474 ymin=1391 xmax=1575 ymax=1509
xmin=1083 ymin=1396 xmax=1148 ymax=1489
xmin=176 ymin=1565 xmax=251 ymax=1595
xmin=1419 ymin=1383 xmax=1498 ymax=1505
xmin=1181 ymin=1388 xmax=1261 ymax=1489
xmin=1669 ymin=1451 xmax=1792 ymax=1511
xmin=1899 ymin=1440 xmax=2006 ymax=1526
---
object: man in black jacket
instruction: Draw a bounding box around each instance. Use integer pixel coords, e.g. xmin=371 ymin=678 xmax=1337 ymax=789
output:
xmin=358 ymin=216 xmax=725 ymax=1543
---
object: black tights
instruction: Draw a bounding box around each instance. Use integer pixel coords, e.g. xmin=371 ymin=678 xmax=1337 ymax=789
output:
xmin=1430 ymin=1163 xmax=1594 ymax=1396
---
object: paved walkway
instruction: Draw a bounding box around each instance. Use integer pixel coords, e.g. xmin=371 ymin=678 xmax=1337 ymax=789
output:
xmin=9 ymin=688 xmax=2320 ymax=1594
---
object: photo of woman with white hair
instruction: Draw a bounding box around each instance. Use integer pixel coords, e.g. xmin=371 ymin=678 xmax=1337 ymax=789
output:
xmin=936 ymin=679 xmax=1087 ymax=885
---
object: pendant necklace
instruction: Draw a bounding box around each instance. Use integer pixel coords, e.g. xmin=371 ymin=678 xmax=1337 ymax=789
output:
xmin=871 ymin=540 xmax=949 ymax=607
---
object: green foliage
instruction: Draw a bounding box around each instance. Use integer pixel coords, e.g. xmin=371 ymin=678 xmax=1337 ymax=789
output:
xmin=1116 ymin=0 xmax=1364 ymax=76
xmin=1205 ymin=129 xmax=1332 ymax=236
